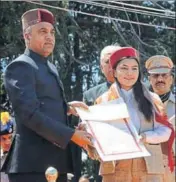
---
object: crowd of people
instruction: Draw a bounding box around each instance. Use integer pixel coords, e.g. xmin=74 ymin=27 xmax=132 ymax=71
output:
xmin=0 ymin=8 xmax=175 ymax=182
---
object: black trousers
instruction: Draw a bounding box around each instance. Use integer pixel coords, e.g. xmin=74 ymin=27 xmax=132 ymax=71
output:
xmin=8 ymin=173 xmax=67 ymax=182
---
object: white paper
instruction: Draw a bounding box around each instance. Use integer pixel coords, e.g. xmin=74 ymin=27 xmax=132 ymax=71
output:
xmin=86 ymin=119 xmax=150 ymax=161
xmin=76 ymin=98 xmax=150 ymax=161
xmin=76 ymin=98 xmax=129 ymax=121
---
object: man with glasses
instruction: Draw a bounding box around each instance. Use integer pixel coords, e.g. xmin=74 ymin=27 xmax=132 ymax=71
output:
xmin=145 ymin=55 xmax=175 ymax=181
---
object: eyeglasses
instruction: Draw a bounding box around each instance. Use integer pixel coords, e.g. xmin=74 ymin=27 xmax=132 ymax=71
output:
xmin=150 ymin=73 xmax=171 ymax=79
xmin=117 ymin=67 xmax=139 ymax=74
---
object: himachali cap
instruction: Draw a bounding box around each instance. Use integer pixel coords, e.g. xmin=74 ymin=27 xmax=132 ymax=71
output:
xmin=110 ymin=47 xmax=139 ymax=69
xmin=21 ymin=8 xmax=54 ymax=30
xmin=145 ymin=55 xmax=173 ymax=74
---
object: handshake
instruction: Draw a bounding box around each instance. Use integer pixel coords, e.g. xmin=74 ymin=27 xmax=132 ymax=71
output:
xmin=68 ymin=101 xmax=100 ymax=161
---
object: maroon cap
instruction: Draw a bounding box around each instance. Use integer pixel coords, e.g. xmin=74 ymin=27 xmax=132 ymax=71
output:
xmin=110 ymin=47 xmax=139 ymax=69
xmin=21 ymin=8 xmax=54 ymax=30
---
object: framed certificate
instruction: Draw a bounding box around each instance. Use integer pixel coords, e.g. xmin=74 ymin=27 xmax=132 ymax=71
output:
xmin=76 ymin=98 xmax=150 ymax=161
xmin=86 ymin=118 xmax=150 ymax=161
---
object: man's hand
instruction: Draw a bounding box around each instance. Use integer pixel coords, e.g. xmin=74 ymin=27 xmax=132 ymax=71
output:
xmin=75 ymin=122 xmax=87 ymax=131
xmin=73 ymin=123 xmax=100 ymax=160
xmin=86 ymin=145 xmax=100 ymax=161
xmin=67 ymin=101 xmax=89 ymax=116
xmin=71 ymin=130 xmax=93 ymax=149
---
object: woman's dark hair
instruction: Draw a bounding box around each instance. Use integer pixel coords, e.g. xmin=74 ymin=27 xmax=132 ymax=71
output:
xmin=133 ymin=73 xmax=153 ymax=121
xmin=115 ymin=58 xmax=153 ymax=122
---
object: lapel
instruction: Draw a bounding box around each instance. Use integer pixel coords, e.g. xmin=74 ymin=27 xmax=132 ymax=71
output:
xmin=103 ymin=82 xmax=109 ymax=92
xmin=47 ymin=61 xmax=64 ymax=91
xmin=99 ymin=82 xmax=111 ymax=97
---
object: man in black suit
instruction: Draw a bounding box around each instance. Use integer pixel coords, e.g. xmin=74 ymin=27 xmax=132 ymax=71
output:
xmin=83 ymin=45 xmax=121 ymax=181
xmin=2 ymin=9 xmax=92 ymax=182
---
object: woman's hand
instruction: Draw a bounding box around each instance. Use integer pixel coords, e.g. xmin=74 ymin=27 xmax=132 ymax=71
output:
xmin=139 ymin=133 xmax=147 ymax=143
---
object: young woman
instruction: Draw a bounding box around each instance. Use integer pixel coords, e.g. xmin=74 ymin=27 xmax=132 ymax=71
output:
xmin=94 ymin=47 xmax=175 ymax=182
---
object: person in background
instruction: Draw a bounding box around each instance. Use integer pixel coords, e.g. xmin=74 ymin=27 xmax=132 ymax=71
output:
xmin=83 ymin=45 xmax=121 ymax=105
xmin=145 ymin=55 xmax=175 ymax=182
xmin=1 ymin=112 xmax=14 ymax=182
xmin=93 ymin=47 xmax=174 ymax=182
xmin=2 ymin=8 xmax=92 ymax=182
xmin=145 ymin=55 xmax=175 ymax=127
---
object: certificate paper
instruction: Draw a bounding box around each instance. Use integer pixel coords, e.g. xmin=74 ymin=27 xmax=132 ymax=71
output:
xmin=76 ymin=98 xmax=150 ymax=161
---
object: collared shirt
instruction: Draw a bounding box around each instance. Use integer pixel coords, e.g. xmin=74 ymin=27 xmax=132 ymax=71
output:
xmin=106 ymin=81 xmax=112 ymax=89
xmin=24 ymin=48 xmax=48 ymax=64
xmin=121 ymin=88 xmax=141 ymax=132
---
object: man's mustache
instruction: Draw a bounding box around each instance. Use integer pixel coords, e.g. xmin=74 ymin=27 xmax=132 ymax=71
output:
xmin=156 ymin=82 xmax=165 ymax=85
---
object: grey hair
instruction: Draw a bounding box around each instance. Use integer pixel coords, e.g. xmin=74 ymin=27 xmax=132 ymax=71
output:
xmin=23 ymin=26 xmax=32 ymax=36
xmin=100 ymin=45 xmax=121 ymax=62
xmin=23 ymin=26 xmax=32 ymax=47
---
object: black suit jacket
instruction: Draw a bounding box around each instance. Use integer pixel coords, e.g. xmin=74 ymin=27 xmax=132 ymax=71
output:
xmin=83 ymin=82 xmax=111 ymax=106
xmin=2 ymin=49 xmax=75 ymax=174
